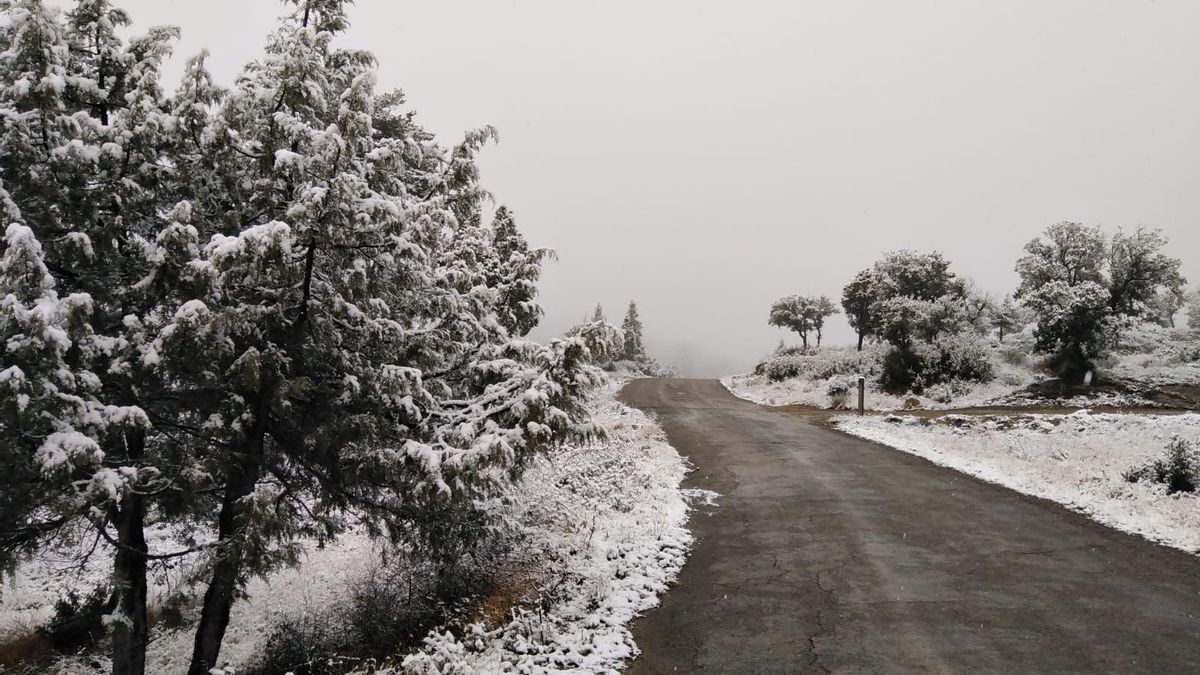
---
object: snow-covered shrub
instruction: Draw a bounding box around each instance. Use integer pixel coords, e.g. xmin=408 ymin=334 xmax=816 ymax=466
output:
xmin=922 ymin=381 xmax=974 ymax=404
xmin=879 ymin=347 xmax=923 ymax=393
xmin=826 ymin=374 xmax=859 ymax=409
xmin=762 ymin=347 xmax=881 ymax=383
xmin=251 ymin=612 xmax=352 ymax=675
xmin=1124 ymin=437 xmax=1200 ymax=495
xmin=36 ymin=586 xmax=112 ymax=654
xmin=881 ymin=333 xmax=993 ymax=394
xmin=1000 ymin=347 xmax=1028 ymax=367
xmin=246 ymin=533 xmax=512 ymax=675
xmin=926 ymin=333 xmax=995 ymax=382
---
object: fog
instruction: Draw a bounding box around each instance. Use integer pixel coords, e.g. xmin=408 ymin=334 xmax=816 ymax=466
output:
xmin=112 ymin=0 xmax=1200 ymax=376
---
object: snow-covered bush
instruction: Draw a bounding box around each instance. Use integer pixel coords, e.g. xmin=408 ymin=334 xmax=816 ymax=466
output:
xmin=880 ymin=333 xmax=993 ymax=394
xmin=1000 ymin=347 xmax=1029 ymax=367
xmin=1124 ymin=437 xmax=1199 ymax=495
xmin=37 ymin=585 xmax=112 ymax=654
xmin=826 ymin=374 xmax=859 ymax=409
xmin=762 ymin=346 xmax=882 ymax=383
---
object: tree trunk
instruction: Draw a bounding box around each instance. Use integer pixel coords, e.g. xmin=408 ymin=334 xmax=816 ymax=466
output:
xmin=1057 ymin=342 xmax=1091 ymax=385
xmin=188 ymin=398 xmax=269 ymax=675
xmin=856 ymin=333 xmax=864 ymax=352
xmin=111 ymin=430 xmax=148 ymax=675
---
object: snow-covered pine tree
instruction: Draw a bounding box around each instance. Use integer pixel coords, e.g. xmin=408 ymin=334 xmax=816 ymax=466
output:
xmin=0 ymin=3 xmax=613 ymax=672
xmin=100 ymin=2 xmax=617 ymax=671
xmin=0 ymin=2 xmax=190 ymax=672
xmin=487 ymin=206 xmax=550 ymax=337
xmin=621 ymin=300 xmax=647 ymax=363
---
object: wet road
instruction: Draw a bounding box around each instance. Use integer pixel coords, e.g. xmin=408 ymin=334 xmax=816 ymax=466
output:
xmin=620 ymin=379 xmax=1200 ymax=674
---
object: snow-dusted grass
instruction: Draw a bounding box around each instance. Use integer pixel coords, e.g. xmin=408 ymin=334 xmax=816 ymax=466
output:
xmin=1102 ymin=324 xmax=1200 ymax=385
xmin=835 ymin=411 xmax=1200 ymax=553
xmin=396 ymin=383 xmax=696 ymax=673
xmin=1 ymin=522 xmax=380 ymax=673
xmin=1 ymin=383 xmax=694 ymax=674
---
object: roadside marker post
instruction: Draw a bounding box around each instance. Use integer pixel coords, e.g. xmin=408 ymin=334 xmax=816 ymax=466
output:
xmin=857 ymin=376 xmax=865 ymax=415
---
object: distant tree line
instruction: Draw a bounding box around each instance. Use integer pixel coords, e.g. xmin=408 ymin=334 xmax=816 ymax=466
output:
xmin=768 ymin=221 xmax=1186 ymax=392
xmin=578 ymin=301 xmax=667 ymax=375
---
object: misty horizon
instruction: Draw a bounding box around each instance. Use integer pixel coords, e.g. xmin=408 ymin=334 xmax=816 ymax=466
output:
xmin=101 ymin=0 xmax=1200 ymax=376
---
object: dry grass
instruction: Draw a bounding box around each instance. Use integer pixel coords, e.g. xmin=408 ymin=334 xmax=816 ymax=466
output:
xmin=0 ymin=632 xmax=55 ymax=671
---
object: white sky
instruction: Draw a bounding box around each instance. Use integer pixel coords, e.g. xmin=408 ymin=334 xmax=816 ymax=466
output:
xmin=108 ymin=0 xmax=1200 ymax=375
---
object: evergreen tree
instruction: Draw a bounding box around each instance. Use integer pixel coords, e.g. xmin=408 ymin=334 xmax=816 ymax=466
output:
xmin=621 ymin=300 xmax=646 ymax=362
xmin=0 ymin=2 xmax=614 ymax=674
xmin=486 ymin=206 xmax=550 ymax=337
xmin=0 ymin=3 xmax=188 ymax=672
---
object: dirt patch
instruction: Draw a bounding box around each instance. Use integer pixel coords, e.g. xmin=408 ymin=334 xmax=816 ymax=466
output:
xmin=1001 ymin=378 xmax=1200 ymax=409
xmin=772 ymin=399 xmax=1195 ymax=429
xmin=464 ymin=569 xmax=540 ymax=628
xmin=0 ymin=632 xmax=55 ymax=671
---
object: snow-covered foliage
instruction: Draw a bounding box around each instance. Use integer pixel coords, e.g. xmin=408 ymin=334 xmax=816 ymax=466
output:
xmin=835 ymin=250 xmax=993 ymax=393
xmin=1187 ymin=289 xmax=1200 ymax=330
xmin=729 ymin=321 xmax=1200 ymax=411
xmin=0 ymin=0 xmax=614 ymax=671
xmin=767 ymin=295 xmax=838 ymax=349
xmin=1 ymin=383 xmax=695 ymax=674
xmin=1016 ymin=222 xmax=1186 ymax=382
xmin=620 ymin=301 xmax=646 ymax=363
xmin=993 ymin=295 xmax=1029 ymax=343
xmin=834 ymin=411 xmax=1200 ymax=554
xmin=1085 ymin=324 xmax=1200 ymax=386
xmin=397 ymin=383 xmax=695 ymax=673
xmin=757 ymin=344 xmax=883 ymax=384
xmin=725 ymin=341 xmax=1038 ymax=411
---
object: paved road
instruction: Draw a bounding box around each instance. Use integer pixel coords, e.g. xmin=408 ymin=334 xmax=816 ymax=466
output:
xmin=620 ymin=379 xmax=1200 ymax=674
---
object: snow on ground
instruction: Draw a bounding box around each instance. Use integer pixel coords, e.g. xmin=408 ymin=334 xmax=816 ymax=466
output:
xmin=0 ymin=521 xmax=210 ymax=646
xmin=1102 ymin=325 xmax=1200 ymax=386
xmin=395 ymin=382 xmax=699 ymax=673
xmin=2 ymin=382 xmax=696 ymax=674
xmin=722 ymin=371 xmax=1034 ymax=411
xmin=834 ymin=411 xmax=1200 ymax=554
xmin=148 ymin=532 xmax=380 ymax=674
xmin=1 ymin=522 xmax=379 ymax=673
xmin=721 ymin=345 xmax=1038 ymax=411
xmin=726 ymin=325 xmax=1200 ymax=411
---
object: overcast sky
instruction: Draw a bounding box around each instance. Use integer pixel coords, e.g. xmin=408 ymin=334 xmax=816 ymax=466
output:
xmin=110 ymin=0 xmax=1200 ymax=375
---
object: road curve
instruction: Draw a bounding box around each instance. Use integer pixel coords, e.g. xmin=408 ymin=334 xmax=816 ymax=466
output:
xmin=620 ymin=379 xmax=1200 ymax=674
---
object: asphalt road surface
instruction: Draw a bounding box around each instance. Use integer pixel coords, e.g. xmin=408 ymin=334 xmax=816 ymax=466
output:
xmin=619 ymin=379 xmax=1200 ymax=674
